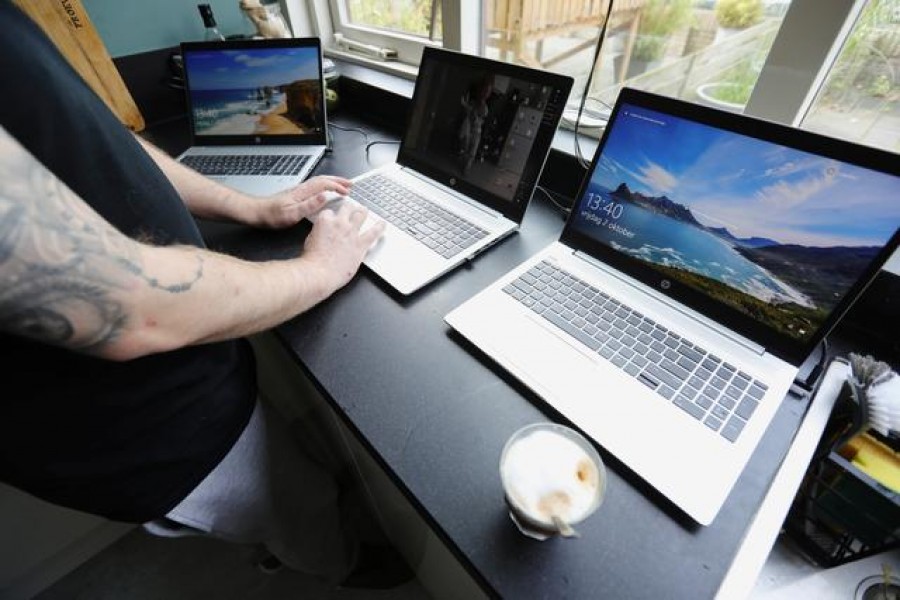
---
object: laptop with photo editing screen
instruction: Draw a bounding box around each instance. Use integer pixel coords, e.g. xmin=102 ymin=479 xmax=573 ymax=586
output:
xmin=177 ymin=38 xmax=328 ymax=196
xmin=324 ymin=47 xmax=572 ymax=295
xmin=446 ymin=88 xmax=900 ymax=525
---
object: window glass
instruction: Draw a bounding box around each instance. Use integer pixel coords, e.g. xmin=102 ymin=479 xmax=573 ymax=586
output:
xmin=801 ymin=0 xmax=899 ymax=153
xmin=342 ymin=0 xmax=443 ymax=40
xmin=484 ymin=0 xmax=792 ymax=124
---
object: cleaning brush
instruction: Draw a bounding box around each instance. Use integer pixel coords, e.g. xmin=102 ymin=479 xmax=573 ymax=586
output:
xmin=864 ymin=365 xmax=900 ymax=440
xmin=818 ymin=353 xmax=898 ymax=457
xmin=847 ymin=353 xmax=899 ymax=443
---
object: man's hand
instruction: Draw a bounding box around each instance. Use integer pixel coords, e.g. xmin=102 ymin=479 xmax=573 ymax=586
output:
xmin=251 ymin=175 xmax=353 ymax=229
xmin=136 ymin=137 xmax=354 ymax=230
xmin=299 ymin=202 xmax=386 ymax=296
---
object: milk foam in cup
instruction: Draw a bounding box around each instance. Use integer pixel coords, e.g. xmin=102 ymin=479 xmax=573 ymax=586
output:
xmin=500 ymin=423 xmax=606 ymax=539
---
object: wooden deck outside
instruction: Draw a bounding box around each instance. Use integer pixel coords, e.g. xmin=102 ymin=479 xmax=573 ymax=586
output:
xmin=486 ymin=0 xmax=647 ymax=71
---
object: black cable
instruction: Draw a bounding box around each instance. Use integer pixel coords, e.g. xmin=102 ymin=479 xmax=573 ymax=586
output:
xmin=327 ymin=123 xmax=399 ymax=161
xmin=585 ymin=95 xmax=614 ymax=113
xmin=365 ymin=139 xmax=401 ymax=154
xmin=535 ymin=185 xmax=571 ymax=218
xmin=328 ymin=123 xmax=370 ymax=145
xmin=573 ymin=0 xmax=615 ymax=170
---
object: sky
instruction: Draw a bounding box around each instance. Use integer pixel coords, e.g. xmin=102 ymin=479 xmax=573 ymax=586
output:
xmin=590 ymin=105 xmax=900 ymax=248
xmin=185 ymin=48 xmax=319 ymax=90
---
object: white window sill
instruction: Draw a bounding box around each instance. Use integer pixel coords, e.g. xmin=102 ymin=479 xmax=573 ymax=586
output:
xmin=324 ymin=47 xmax=419 ymax=83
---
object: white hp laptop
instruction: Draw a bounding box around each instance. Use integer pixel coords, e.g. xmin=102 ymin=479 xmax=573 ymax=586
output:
xmin=446 ymin=88 xmax=900 ymax=525
xmin=329 ymin=47 xmax=572 ymax=295
xmin=177 ymin=38 xmax=328 ymax=196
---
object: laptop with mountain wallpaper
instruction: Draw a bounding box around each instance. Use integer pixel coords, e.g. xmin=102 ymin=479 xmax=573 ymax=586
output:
xmin=446 ymin=88 xmax=900 ymax=525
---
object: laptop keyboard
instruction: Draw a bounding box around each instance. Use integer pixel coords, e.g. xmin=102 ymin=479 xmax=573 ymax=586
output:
xmin=351 ymin=174 xmax=489 ymax=259
xmin=180 ymin=154 xmax=309 ymax=176
xmin=504 ymin=260 xmax=768 ymax=444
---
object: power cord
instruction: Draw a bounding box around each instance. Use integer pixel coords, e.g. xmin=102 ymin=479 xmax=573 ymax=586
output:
xmin=328 ymin=122 xmax=370 ymax=141
xmin=535 ymin=185 xmax=572 ymax=219
xmin=573 ymin=0 xmax=615 ymax=170
xmin=365 ymin=139 xmax=401 ymax=157
xmin=328 ymin=123 xmax=399 ymax=162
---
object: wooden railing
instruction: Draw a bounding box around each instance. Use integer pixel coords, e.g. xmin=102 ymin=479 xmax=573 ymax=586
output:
xmin=486 ymin=0 xmax=647 ymax=69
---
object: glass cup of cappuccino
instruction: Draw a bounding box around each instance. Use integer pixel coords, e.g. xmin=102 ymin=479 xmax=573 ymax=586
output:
xmin=500 ymin=422 xmax=606 ymax=540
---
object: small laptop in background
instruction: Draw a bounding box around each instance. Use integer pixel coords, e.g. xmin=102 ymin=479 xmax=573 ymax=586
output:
xmin=446 ymin=88 xmax=900 ymax=525
xmin=327 ymin=47 xmax=572 ymax=295
xmin=177 ymin=38 xmax=328 ymax=196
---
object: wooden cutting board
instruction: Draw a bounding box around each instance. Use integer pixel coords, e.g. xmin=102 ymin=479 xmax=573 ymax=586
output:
xmin=13 ymin=0 xmax=145 ymax=131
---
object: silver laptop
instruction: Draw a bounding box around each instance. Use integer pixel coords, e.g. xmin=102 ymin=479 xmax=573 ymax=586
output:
xmin=446 ymin=88 xmax=900 ymax=525
xmin=176 ymin=38 xmax=328 ymax=196
xmin=330 ymin=47 xmax=572 ymax=295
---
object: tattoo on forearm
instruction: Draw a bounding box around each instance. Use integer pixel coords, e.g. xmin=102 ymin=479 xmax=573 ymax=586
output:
xmin=117 ymin=254 xmax=204 ymax=293
xmin=0 ymin=127 xmax=204 ymax=352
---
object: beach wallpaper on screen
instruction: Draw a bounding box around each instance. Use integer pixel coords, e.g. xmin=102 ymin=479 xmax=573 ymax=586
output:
xmin=570 ymin=105 xmax=899 ymax=342
xmin=185 ymin=48 xmax=322 ymax=136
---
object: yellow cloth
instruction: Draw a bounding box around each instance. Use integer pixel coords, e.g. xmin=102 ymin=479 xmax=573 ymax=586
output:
xmin=843 ymin=433 xmax=900 ymax=493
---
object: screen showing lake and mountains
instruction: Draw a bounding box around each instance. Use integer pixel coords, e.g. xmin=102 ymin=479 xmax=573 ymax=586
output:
xmin=570 ymin=104 xmax=900 ymax=343
xmin=183 ymin=46 xmax=323 ymax=136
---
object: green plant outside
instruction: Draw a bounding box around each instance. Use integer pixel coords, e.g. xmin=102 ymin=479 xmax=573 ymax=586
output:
xmin=715 ymin=0 xmax=763 ymax=29
xmin=346 ymin=0 xmax=441 ymax=39
xmin=820 ymin=0 xmax=898 ymax=107
xmin=707 ymin=60 xmax=759 ymax=104
xmin=633 ymin=0 xmax=693 ymax=60
xmin=707 ymin=1 xmax=898 ymax=109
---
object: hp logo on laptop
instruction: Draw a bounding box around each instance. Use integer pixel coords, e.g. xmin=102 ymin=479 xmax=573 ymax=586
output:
xmin=660 ymin=279 xmax=671 ymax=290
xmin=254 ymin=136 xmax=261 ymax=144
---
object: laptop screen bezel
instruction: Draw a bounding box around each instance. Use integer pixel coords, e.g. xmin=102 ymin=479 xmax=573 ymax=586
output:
xmin=559 ymin=87 xmax=900 ymax=366
xmin=180 ymin=37 xmax=327 ymax=147
xmin=395 ymin=47 xmax=573 ymax=224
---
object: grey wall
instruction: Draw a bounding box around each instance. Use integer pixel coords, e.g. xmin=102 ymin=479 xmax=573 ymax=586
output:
xmin=83 ymin=0 xmax=253 ymax=57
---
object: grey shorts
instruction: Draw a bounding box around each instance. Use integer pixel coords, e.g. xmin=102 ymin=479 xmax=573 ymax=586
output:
xmin=143 ymin=399 xmax=358 ymax=582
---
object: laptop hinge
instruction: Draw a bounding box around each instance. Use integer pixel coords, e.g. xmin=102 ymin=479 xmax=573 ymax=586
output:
xmin=400 ymin=167 xmax=504 ymax=220
xmin=573 ymin=250 xmax=767 ymax=357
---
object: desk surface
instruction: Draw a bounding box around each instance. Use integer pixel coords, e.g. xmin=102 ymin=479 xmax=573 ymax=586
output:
xmin=146 ymin=114 xmax=814 ymax=599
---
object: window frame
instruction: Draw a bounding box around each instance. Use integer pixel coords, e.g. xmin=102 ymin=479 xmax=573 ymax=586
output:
xmin=746 ymin=0 xmax=866 ymax=126
xmin=287 ymin=0 xmax=477 ymax=68
xmin=292 ymin=0 xmax=866 ymax=128
xmin=288 ymin=0 xmax=898 ymax=275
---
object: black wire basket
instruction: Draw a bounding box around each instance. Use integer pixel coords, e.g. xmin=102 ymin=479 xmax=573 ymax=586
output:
xmin=784 ymin=379 xmax=900 ymax=568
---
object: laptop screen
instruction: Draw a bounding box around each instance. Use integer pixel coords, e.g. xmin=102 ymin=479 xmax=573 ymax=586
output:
xmin=563 ymin=89 xmax=900 ymax=363
xmin=180 ymin=38 xmax=326 ymax=145
xmin=397 ymin=47 xmax=573 ymax=222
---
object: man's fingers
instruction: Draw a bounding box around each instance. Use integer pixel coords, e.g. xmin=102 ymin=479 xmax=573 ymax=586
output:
xmin=361 ymin=220 xmax=386 ymax=247
xmin=348 ymin=206 xmax=368 ymax=226
xmin=302 ymin=175 xmax=351 ymax=197
xmin=322 ymin=175 xmax=353 ymax=188
xmin=334 ymin=201 xmax=364 ymax=222
xmin=308 ymin=193 xmax=329 ymax=209
xmin=316 ymin=206 xmax=336 ymax=223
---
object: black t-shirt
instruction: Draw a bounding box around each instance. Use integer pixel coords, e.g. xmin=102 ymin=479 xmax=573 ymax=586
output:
xmin=0 ymin=2 xmax=256 ymax=523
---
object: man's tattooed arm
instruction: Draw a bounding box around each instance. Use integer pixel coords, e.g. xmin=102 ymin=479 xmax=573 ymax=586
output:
xmin=0 ymin=127 xmax=204 ymax=356
xmin=0 ymin=126 xmax=380 ymax=361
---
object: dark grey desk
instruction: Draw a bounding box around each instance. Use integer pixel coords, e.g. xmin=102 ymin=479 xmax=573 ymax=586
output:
xmin=145 ymin=114 xmax=813 ymax=599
